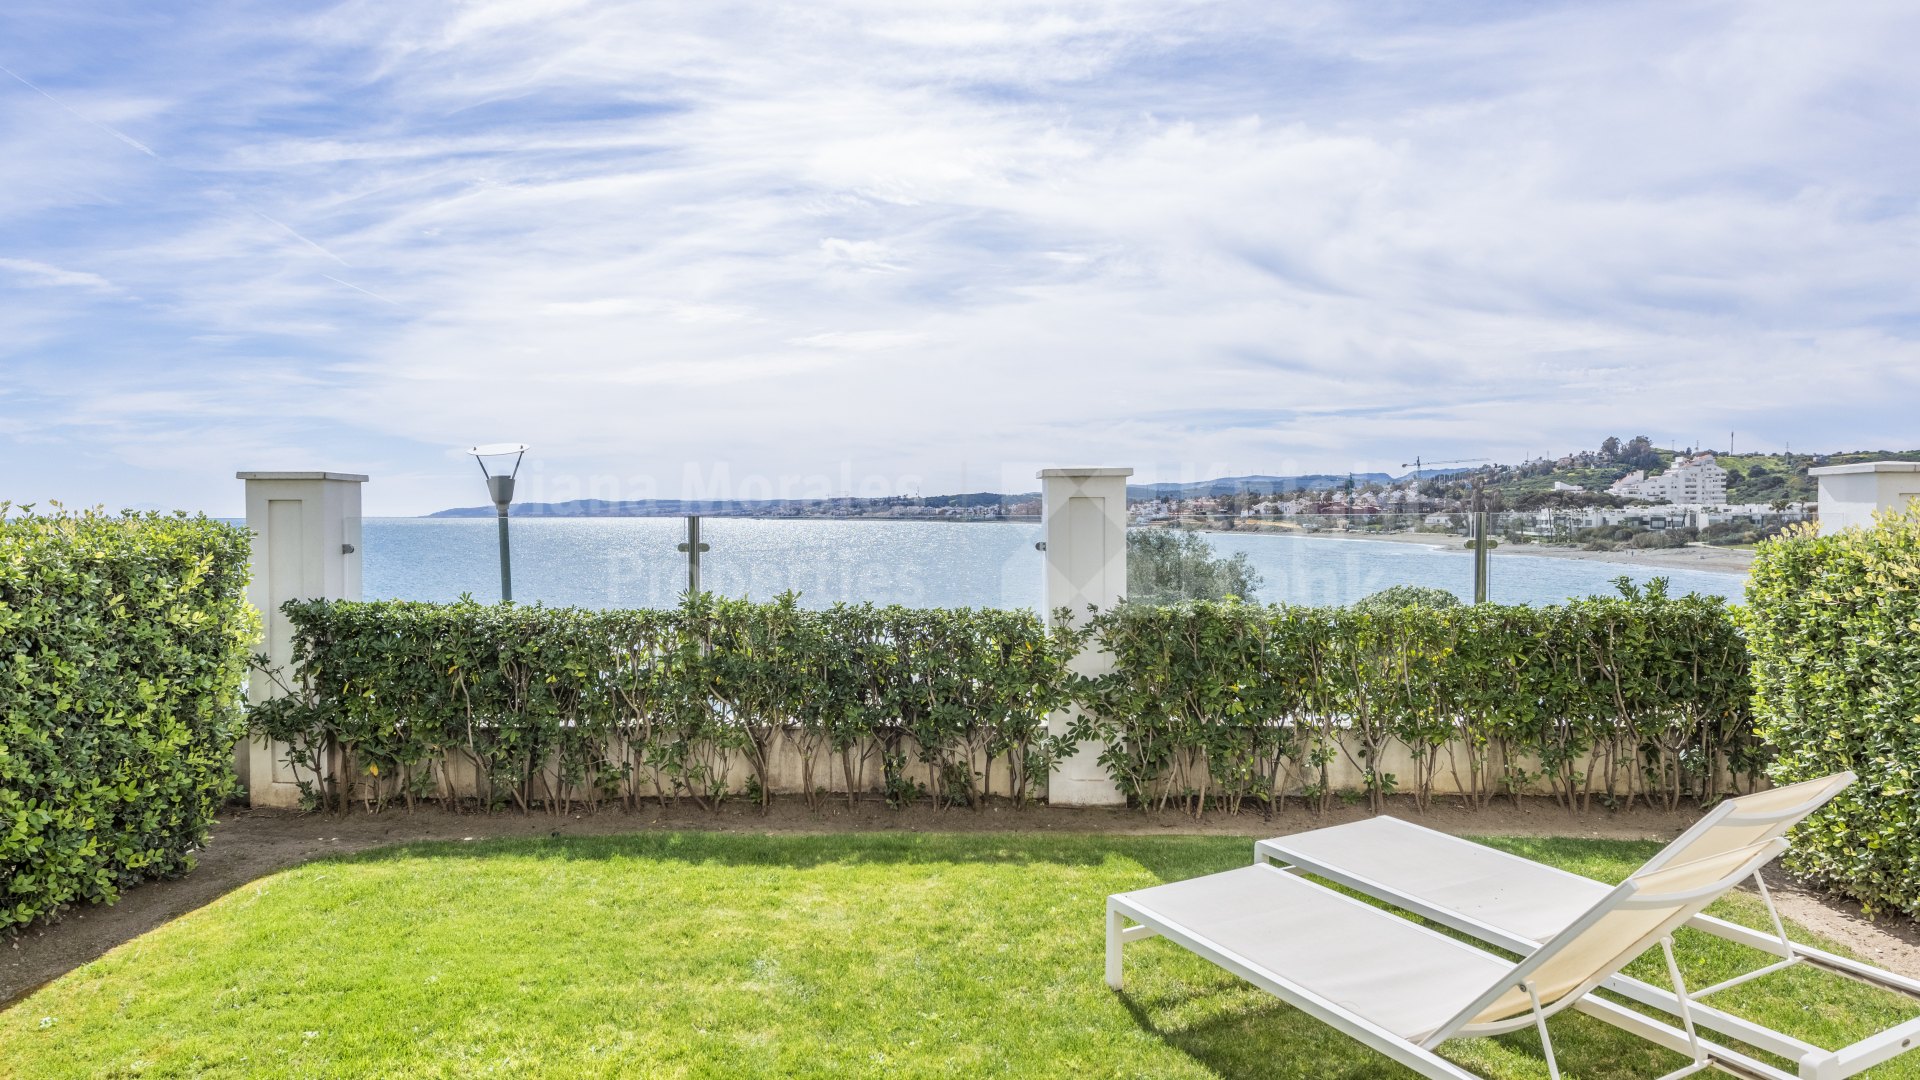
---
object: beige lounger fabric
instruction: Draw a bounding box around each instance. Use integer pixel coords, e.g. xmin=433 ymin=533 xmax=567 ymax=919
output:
xmin=1271 ymin=774 xmax=1854 ymax=948
xmin=1116 ymin=864 xmax=1512 ymax=1041
xmin=1638 ymin=775 xmax=1856 ymax=869
xmin=1464 ymin=844 xmax=1780 ymax=1026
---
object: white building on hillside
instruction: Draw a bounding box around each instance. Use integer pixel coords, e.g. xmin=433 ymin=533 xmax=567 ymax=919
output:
xmin=1609 ymin=454 xmax=1728 ymax=503
xmin=1529 ymin=501 xmax=1810 ymax=534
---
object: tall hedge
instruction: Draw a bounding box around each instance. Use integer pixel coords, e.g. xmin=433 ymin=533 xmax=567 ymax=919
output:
xmin=251 ymin=596 xmax=1081 ymax=814
xmin=1746 ymin=509 xmax=1920 ymax=916
xmin=0 ymin=507 xmax=254 ymax=930
xmin=255 ymin=584 xmax=1755 ymax=817
xmin=1076 ymin=581 xmax=1757 ymax=816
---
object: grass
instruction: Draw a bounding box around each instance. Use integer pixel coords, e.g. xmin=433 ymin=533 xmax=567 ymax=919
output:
xmin=1 ymin=832 xmax=1917 ymax=1078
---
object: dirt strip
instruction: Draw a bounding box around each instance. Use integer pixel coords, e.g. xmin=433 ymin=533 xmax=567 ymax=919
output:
xmin=5 ymin=798 xmax=1915 ymax=1008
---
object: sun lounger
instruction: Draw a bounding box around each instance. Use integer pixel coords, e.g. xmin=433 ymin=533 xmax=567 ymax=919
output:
xmin=1255 ymin=773 xmax=1920 ymax=1079
xmin=1109 ymin=839 xmax=1788 ymax=1079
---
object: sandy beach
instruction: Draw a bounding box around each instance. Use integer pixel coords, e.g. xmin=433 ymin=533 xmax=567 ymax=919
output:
xmin=1205 ymin=524 xmax=1754 ymax=575
xmin=1495 ymin=539 xmax=1753 ymax=575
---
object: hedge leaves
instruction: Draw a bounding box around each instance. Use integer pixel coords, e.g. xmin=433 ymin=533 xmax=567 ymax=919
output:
xmin=259 ymin=584 xmax=1756 ymax=819
xmin=0 ymin=507 xmax=254 ymax=930
xmin=1077 ymin=583 xmax=1757 ymax=816
xmin=1746 ymin=508 xmax=1920 ymax=916
xmin=254 ymin=597 xmax=1082 ymax=814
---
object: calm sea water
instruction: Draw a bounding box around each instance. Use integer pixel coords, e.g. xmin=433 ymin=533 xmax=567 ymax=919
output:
xmin=360 ymin=518 xmax=1745 ymax=610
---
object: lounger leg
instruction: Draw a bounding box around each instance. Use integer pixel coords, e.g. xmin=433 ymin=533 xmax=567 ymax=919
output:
xmin=1525 ymin=982 xmax=1562 ymax=1080
xmin=1753 ymin=872 xmax=1798 ymax=959
xmin=1107 ymin=902 xmax=1124 ymax=990
xmin=1653 ymin=938 xmax=1714 ymax=1080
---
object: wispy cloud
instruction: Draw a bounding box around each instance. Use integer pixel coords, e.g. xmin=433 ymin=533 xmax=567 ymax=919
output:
xmin=0 ymin=60 xmax=157 ymax=157
xmin=2 ymin=0 xmax=1918 ymax=513
xmin=0 ymin=256 xmax=114 ymax=291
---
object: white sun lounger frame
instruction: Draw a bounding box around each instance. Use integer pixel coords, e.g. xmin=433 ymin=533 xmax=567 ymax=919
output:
xmin=1254 ymin=777 xmax=1920 ymax=1079
xmin=1109 ymin=839 xmax=1789 ymax=1080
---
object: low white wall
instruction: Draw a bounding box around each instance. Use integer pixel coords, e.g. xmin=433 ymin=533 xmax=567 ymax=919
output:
xmin=251 ymin=730 xmax=1749 ymax=810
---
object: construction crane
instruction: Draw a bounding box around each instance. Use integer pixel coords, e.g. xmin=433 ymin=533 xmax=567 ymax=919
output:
xmin=1400 ymin=456 xmax=1489 ymax=483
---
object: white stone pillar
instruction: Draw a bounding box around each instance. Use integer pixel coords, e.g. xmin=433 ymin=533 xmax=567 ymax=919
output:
xmin=236 ymin=471 xmax=367 ymax=807
xmin=1808 ymin=462 xmax=1920 ymax=535
xmin=1039 ymin=467 xmax=1131 ymax=807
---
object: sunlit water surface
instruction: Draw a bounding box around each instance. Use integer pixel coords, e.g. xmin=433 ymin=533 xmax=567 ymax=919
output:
xmin=360 ymin=518 xmax=1744 ymax=610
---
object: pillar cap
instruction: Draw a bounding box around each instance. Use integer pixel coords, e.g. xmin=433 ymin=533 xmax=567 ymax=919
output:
xmin=236 ymin=471 xmax=370 ymax=482
xmin=1808 ymin=461 xmax=1920 ymax=476
xmin=1037 ymin=467 xmax=1133 ymax=479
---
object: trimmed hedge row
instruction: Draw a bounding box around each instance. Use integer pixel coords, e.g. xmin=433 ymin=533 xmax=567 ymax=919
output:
xmin=0 ymin=507 xmax=254 ymax=930
xmin=254 ymin=581 xmax=1757 ymax=816
xmin=250 ymin=594 xmax=1080 ymax=813
xmin=1078 ymin=580 xmax=1758 ymax=815
xmin=1746 ymin=509 xmax=1920 ymax=916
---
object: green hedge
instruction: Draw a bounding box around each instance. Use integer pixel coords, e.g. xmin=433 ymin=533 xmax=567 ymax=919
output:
xmin=1077 ymin=580 xmax=1757 ymax=815
xmin=255 ymin=582 xmax=1756 ymax=817
xmin=251 ymin=595 xmax=1080 ymax=813
xmin=1745 ymin=509 xmax=1920 ymax=916
xmin=0 ymin=507 xmax=254 ymax=930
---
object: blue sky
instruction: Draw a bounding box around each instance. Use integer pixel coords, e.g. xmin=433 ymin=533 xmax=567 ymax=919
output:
xmin=3 ymin=1 xmax=1917 ymax=515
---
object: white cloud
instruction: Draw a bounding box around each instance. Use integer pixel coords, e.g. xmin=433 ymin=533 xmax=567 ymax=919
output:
xmin=790 ymin=330 xmax=928 ymax=351
xmin=0 ymin=257 xmax=114 ymax=291
xmin=2 ymin=0 xmax=1918 ymax=513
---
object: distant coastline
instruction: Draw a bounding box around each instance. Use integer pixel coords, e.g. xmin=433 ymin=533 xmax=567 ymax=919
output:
xmin=428 ymin=499 xmax=1034 ymax=521
xmin=423 ymin=470 xmax=1451 ymax=520
xmin=429 ymin=507 xmax=1014 ymax=519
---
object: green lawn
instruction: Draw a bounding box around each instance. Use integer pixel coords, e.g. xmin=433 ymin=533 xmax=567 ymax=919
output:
xmin=1 ymin=832 xmax=1916 ymax=1078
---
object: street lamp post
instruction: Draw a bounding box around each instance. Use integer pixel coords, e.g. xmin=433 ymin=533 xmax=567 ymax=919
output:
xmin=467 ymin=443 xmax=528 ymax=602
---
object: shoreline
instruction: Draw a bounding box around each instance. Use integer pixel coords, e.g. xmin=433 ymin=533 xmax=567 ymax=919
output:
xmin=1195 ymin=525 xmax=1754 ymax=576
xmin=1495 ymin=539 xmax=1753 ymax=575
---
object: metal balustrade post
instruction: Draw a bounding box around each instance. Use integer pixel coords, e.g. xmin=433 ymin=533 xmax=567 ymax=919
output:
xmin=677 ymin=515 xmax=710 ymax=595
xmin=1472 ymin=511 xmax=1490 ymax=604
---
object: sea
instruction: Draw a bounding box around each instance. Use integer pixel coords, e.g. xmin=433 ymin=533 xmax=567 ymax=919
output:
xmin=360 ymin=518 xmax=1745 ymax=610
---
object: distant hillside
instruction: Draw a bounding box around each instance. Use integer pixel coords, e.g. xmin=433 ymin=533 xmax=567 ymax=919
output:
xmin=426 ymin=470 xmax=1467 ymax=517
xmin=1124 ymin=472 xmax=1456 ymax=499
xmin=426 ymin=451 xmax=1920 ymax=518
xmin=428 ymin=494 xmax=1034 ymax=518
xmin=1467 ymin=447 xmax=1920 ymax=506
xmin=1716 ymin=450 xmax=1920 ymax=503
